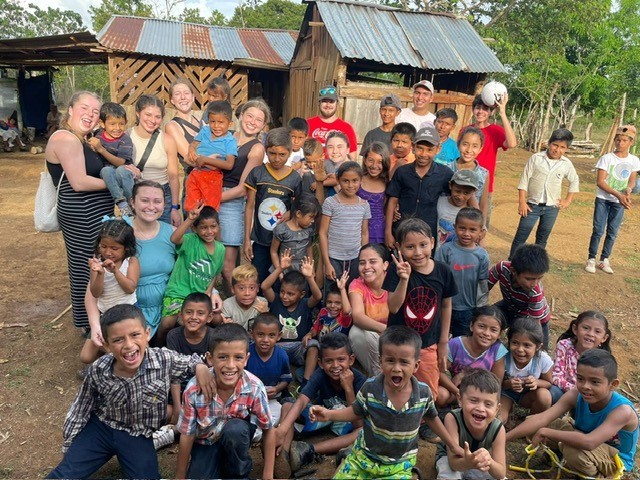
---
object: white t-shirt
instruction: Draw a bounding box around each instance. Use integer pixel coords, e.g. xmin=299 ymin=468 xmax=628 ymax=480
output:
xmin=396 ymin=108 xmax=436 ymax=131
xmin=505 ymin=350 xmax=553 ymax=379
xmin=595 ymin=152 xmax=640 ymax=202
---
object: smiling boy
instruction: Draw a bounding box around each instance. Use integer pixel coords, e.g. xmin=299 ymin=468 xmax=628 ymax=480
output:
xmin=176 ymin=323 xmax=275 ymax=479
xmin=360 ymin=94 xmax=402 ymax=156
xmin=385 ymin=125 xmax=453 ymax=249
xmin=311 ymin=326 xmax=464 ymax=479
xmin=506 ymin=349 xmax=639 ymax=478
xmin=48 ymin=304 xmax=214 ymax=479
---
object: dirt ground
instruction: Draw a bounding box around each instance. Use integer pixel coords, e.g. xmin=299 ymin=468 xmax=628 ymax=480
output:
xmin=1 ymin=142 xmax=639 ymax=479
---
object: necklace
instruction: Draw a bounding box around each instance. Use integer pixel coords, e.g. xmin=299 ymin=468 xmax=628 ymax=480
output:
xmin=133 ymin=219 xmax=160 ymax=240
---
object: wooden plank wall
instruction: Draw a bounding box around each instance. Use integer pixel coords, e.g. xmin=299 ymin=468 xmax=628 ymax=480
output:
xmin=341 ymin=81 xmax=474 ymax=150
xmin=108 ymin=53 xmax=248 ymax=110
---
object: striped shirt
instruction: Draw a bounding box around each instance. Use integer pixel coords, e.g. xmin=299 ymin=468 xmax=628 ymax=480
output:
xmin=351 ymin=375 xmax=437 ymax=465
xmin=177 ymin=369 xmax=273 ymax=445
xmin=62 ymin=348 xmax=201 ymax=451
xmin=322 ymin=195 xmax=371 ymax=261
xmin=488 ymin=261 xmax=550 ymax=325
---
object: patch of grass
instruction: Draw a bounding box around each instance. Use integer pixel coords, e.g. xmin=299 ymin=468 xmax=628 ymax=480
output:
xmin=625 ymin=252 xmax=640 ymax=268
xmin=0 ymin=467 xmax=14 ymax=479
xmin=6 ymin=379 xmax=23 ymax=388
xmin=625 ymin=278 xmax=640 ymax=294
xmin=552 ymin=263 xmax=578 ymax=284
xmin=8 ymin=365 xmax=31 ymax=377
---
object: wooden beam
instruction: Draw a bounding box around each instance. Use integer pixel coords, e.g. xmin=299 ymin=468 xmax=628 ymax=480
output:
xmin=308 ymin=21 xmax=325 ymax=27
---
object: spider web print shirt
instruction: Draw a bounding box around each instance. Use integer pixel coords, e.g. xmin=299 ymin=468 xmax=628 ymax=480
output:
xmin=383 ymin=261 xmax=457 ymax=348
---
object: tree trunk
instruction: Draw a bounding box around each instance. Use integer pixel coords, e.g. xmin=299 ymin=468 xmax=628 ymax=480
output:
xmin=585 ymin=123 xmax=593 ymax=142
xmin=620 ymin=92 xmax=627 ymax=125
xmin=566 ymin=95 xmax=581 ymax=131
xmin=539 ymin=83 xmax=559 ymax=151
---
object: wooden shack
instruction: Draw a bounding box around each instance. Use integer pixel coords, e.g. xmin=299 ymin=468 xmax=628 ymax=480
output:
xmin=285 ymin=0 xmax=506 ymax=141
xmin=94 ymin=16 xmax=298 ymax=122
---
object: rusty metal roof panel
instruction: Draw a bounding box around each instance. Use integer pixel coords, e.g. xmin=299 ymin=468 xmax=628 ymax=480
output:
xmin=262 ymin=30 xmax=297 ymax=65
xmin=97 ymin=16 xmax=145 ymax=53
xmin=313 ymin=0 xmax=504 ymax=73
xmin=395 ymin=12 xmax=505 ymax=72
xmin=239 ymin=30 xmax=282 ymax=65
xmin=209 ymin=28 xmax=249 ymax=62
xmin=182 ymin=23 xmax=216 ymax=59
xmin=316 ymin=1 xmax=422 ymax=67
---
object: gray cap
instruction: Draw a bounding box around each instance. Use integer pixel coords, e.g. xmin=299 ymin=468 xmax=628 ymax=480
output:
xmin=380 ymin=93 xmax=401 ymax=110
xmin=412 ymin=80 xmax=435 ymax=93
xmin=319 ymin=85 xmax=338 ymax=101
xmin=450 ymin=169 xmax=480 ymax=189
xmin=414 ymin=125 xmax=440 ymax=146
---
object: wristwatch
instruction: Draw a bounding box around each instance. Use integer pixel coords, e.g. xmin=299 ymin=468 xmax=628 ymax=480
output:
xmin=171 ymin=204 xmax=180 ymax=210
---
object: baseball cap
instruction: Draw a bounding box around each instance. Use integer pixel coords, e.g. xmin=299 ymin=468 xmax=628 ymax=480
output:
xmin=380 ymin=93 xmax=401 ymax=110
xmin=412 ymin=80 xmax=434 ymax=94
xmin=450 ymin=169 xmax=480 ymax=190
xmin=319 ymin=85 xmax=338 ymax=102
xmin=616 ymin=124 xmax=636 ymax=140
xmin=414 ymin=125 xmax=440 ymax=146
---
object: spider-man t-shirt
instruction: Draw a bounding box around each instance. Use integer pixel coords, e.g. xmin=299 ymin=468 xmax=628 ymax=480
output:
xmin=383 ymin=260 xmax=457 ymax=349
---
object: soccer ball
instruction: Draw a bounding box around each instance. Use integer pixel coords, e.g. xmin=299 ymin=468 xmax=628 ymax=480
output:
xmin=481 ymin=81 xmax=508 ymax=107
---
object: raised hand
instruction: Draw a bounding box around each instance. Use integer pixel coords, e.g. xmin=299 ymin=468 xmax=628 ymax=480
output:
xmin=391 ymin=251 xmax=411 ymax=280
xmin=300 ymin=256 xmax=315 ymax=278
xmin=336 ymin=270 xmax=349 ymax=290
xmin=188 ymin=200 xmax=205 ymax=221
xmin=280 ymin=249 xmax=293 ymax=271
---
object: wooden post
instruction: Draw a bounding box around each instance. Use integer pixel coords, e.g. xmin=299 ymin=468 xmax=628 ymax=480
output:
xmin=620 ymin=92 xmax=627 ymax=125
xmin=108 ymin=55 xmax=117 ymax=103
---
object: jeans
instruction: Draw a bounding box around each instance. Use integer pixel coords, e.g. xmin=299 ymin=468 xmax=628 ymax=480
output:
xmin=588 ymin=198 xmax=625 ymax=260
xmin=509 ymin=203 xmax=559 ymax=259
xmin=100 ymin=166 xmax=135 ymax=203
xmin=450 ymin=309 xmax=474 ymax=338
xmin=159 ymin=183 xmax=172 ymax=225
xmin=187 ymin=418 xmax=256 ymax=479
xmin=47 ymin=415 xmax=159 ymax=479
xmin=252 ymin=242 xmax=273 ymax=287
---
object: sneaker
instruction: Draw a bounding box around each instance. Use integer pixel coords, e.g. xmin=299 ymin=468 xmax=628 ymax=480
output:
xmin=418 ymin=424 xmax=441 ymax=443
xmin=585 ymin=258 xmax=596 ymax=273
xmin=598 ymin=258 xmax=614 ymax=274
xmin=289 ymin=441 xmax=319 ymax=473
xmin=76 ymin=365 xmax=90 ymax=380
xmin=153 ymin=425 xmax=175 ymax=450
xmin=117 ymin=201 xmax=133 ymax=217
xmin=274 ymin=449 xmax=291 ymax=479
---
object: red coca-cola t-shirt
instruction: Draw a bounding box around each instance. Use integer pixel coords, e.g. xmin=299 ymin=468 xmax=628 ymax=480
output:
xmin=307 ymin=116 xmax=358 ymax=153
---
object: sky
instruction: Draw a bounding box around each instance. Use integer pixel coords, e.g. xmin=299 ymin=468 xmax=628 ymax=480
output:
xmin=17 ymin=0 xmax=240 ymax=31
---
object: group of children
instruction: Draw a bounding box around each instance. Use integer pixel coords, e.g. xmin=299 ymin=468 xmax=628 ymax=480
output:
xmin=48 ymin=87 xmax=640 ymax=479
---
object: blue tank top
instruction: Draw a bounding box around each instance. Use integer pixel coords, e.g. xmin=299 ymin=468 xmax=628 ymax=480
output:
xmin=575 ymin=391 xmax=639 ymax=471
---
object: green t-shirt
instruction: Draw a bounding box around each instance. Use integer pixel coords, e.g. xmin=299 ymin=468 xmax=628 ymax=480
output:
xmin=164 ymin=233 xmax=225 ymax=299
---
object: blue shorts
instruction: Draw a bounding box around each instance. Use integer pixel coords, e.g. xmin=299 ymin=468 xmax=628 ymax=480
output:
xmin=219 ymin=191 xmax=245 ymax=246
xmin=297 ymin=404 xmax=354 ymax=436
xmin=278 ymin=340 xmax=320 ymax=366
xmin=501 ymin=387 xmax=527 ymax=404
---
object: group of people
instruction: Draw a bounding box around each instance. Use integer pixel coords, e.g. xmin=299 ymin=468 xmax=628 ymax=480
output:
xmin=44 ymin=76 xmax=639 ymax=480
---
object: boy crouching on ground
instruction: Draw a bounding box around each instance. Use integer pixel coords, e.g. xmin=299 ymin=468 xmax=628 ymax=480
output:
xmin=311 ymin=327 xmax=464 ymax=479
xmin=176 ymin=323 xmax=275 ymax=479
xmin=507 ymin=349 xmax=639 ymax=478
xmin=436 ymin=368 xmax=506 ymax=479
xmin=48 ymin=304 xmax=214 ymax=479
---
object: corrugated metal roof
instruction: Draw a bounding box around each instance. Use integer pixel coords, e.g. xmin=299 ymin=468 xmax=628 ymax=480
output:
xmin=314 ymin=0 xmax=505 ymax=73
xmin=96 ymin=16 xmax=297 ymax=68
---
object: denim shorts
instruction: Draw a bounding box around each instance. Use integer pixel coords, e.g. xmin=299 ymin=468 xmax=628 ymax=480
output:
xmin=501 ymin=387 xmax=527 ymax=404
xmin=219 ymin=190 xmax=245 ymax=246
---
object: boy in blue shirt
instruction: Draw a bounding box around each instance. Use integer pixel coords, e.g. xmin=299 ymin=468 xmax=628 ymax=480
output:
xmin=47 ymin=304 xmax=214 ymax=479
xmin=246 ymin=313 xmax=292 ymax=427
xmin=507 ymin=349 xmax=639 ymax=478
xmin=435 ymin=207 xmax=489 ymax=337
xmin=273 ymin=333 xmax=366 ymax=477
xmin=434 ymin=108 xmax=460 ymax=166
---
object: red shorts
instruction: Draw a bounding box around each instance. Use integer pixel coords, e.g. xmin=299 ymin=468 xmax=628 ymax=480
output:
xmin=184 ymin=169 xmax=223 ymax=211
xmin=415 ymin=344 xmax=440 ymax=401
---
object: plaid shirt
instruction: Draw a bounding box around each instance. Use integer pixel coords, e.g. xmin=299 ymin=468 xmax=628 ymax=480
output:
xmin=62 ymin=348 xmax=201 ymax=451
xmin=488 ymin=261 xmax=550 ymax=325
xmin=177 ymin=369 xmax=273 ymax=445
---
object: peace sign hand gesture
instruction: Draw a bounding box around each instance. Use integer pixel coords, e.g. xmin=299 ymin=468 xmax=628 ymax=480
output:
xmin=391 ymin=251 xmax=411 ymax=280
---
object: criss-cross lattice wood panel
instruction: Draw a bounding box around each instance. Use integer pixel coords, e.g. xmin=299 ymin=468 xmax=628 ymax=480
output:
xmin=109 ymin=54 xmax=248 ymax=109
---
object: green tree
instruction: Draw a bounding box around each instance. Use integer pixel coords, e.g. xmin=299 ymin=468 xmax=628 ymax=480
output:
xmin=178 ymin=7 xmax=227 ymax=25
xmin=228 ymin=0 xmax=306 ymax=30
xmin=0 ymin=0 xmax=84 ymax=38
xmin=89 ymin=0 xmax=153 ymax=32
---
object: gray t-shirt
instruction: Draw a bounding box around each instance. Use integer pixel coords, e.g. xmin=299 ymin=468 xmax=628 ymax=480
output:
xmin=273 ymin=221 xmax=314 ymax=271
xmin=322 ymin=195 xmax=371 ymax=261
xmin=359 ymin=127 xmax=392 ymax=156
xmin=221 ymin=296 xmax=267 ymax=330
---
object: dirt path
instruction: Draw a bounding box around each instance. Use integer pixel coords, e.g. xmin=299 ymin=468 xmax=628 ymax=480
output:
xmin=0 ymin=145 xmax=638 ymax=478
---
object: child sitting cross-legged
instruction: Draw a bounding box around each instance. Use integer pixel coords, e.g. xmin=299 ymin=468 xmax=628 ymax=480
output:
xmin=246 ymin=313 xmax=292 ymax=433
xmin=507 ymin=349 xmax=639 ymax=478
xmin=310 ymin=326 xmax=464 ymax=479
xmin=216 ymin=264 xmax=268 ymax=330
xmin=273 ymin=333 xmax=366 ymax=477
xmin=176 ymin=323 xmax=275 ymax=479
xmin=435 ymin=368 xmax=507 ymax=479
xmin=262 ymin=250 xmax=322 ymax=385
xmin=47 ymin=304 xmax=214 ymax=479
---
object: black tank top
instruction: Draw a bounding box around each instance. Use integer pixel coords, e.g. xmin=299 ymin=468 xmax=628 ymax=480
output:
xmin=223 ymin=137 xmax=261 ymax=188
xmin=172 ymin=115 xmax=201 ymax=173
xmin=46 ymin=136 xmax=104 ymax=186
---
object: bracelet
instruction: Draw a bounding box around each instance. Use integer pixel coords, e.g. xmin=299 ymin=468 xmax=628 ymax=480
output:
xmin=171 ymin=204 xmax=180 ymax=210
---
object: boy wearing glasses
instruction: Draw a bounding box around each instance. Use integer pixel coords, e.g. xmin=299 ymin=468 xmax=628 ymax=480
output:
xmin=307 ymin=86 xmax=358 ymax=161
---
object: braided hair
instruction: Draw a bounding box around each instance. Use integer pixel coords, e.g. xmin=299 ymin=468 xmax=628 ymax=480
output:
xmin=93 ymin=219 xmax=137 ymax=259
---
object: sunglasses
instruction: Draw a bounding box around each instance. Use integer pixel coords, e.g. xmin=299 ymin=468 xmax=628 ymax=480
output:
xmin=320 ymin=87 xmax=336 ymax=95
